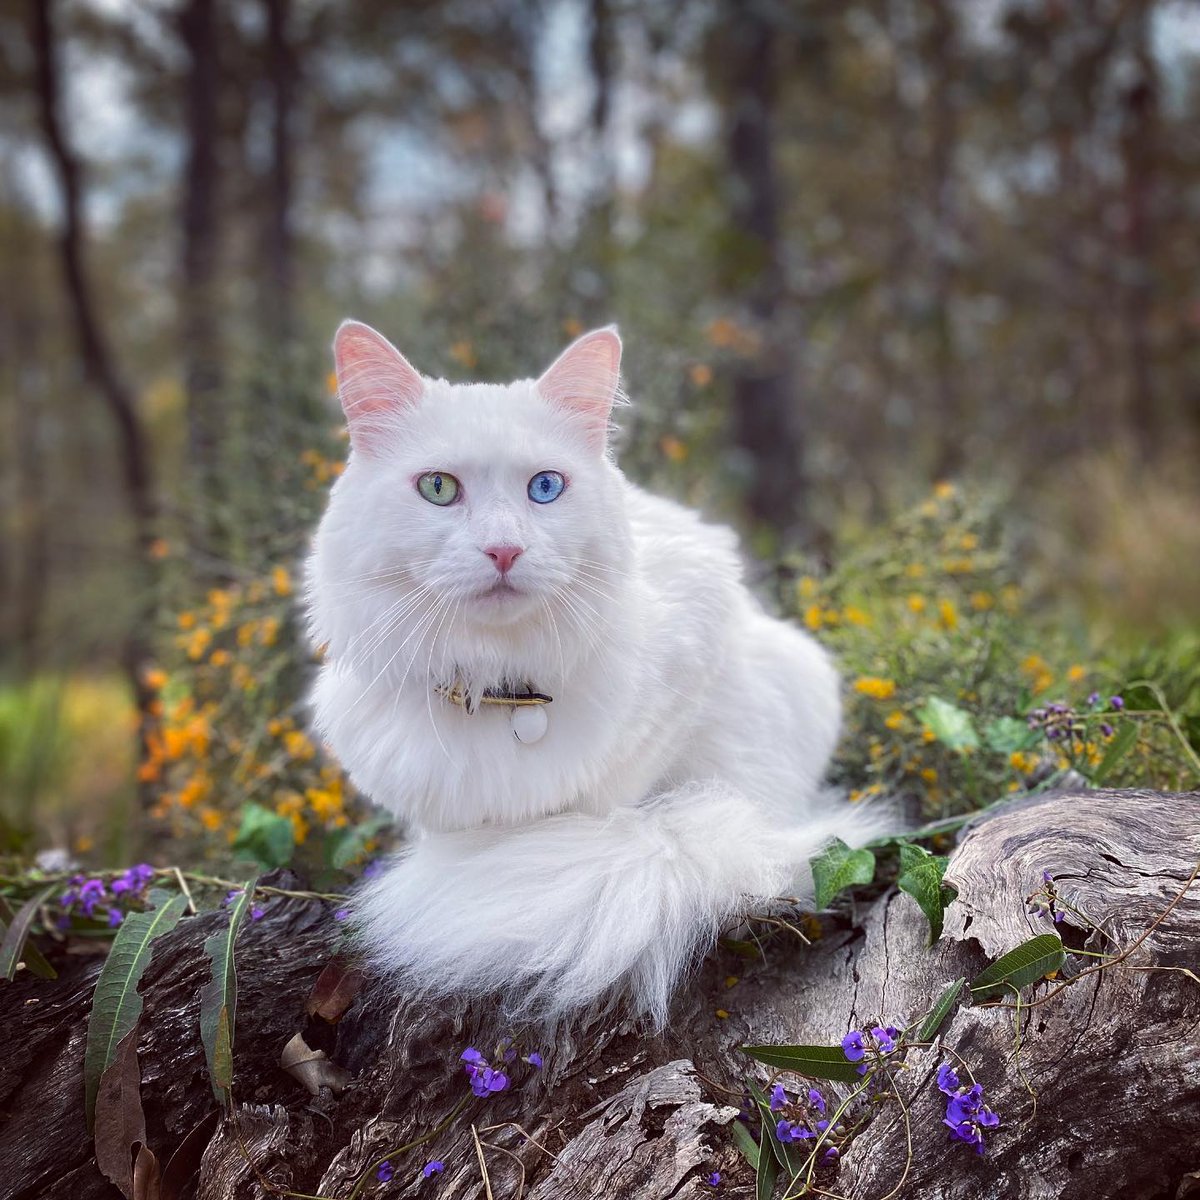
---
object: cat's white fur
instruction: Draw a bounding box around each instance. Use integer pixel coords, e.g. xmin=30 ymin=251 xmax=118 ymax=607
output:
xmin=305 ymin=320 xmax=881 ymax=1025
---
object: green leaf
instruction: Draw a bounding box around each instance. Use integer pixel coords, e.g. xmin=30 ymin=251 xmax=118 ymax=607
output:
xmin=743 ymin=1043 xmax=862 ymax=1083
xmin=756 ymin=1130 xmax=778 ymax=1200
xmin=810 ymin=839 xmax=876 ymax=910
xmin=1091 ymin=722 xmax=1138 ymax=784
xmin=232 ymin=803 xmax=295 ymax=869
xmin=730 ymin=1119 xmax=760 ymax=1171
xmin=327 ymin=814 xmax=391 ymax=870
xmin=984 ymin=717 xmax=1039 ymax=754
xmin=917 ymin=977 xmax=966 ymax=1042
xmin=0 ymin=887 xmax=58 ymax=981
xmin=917 ymin=697 xmax=980 ymax=751
xmin=84 ymin=889 xmax=188 ymax=1130
xmin=896 ymin=842 xmax=957 ymax=944
xmin=970 ymin=933 xmax=1065 ymax=1002
xmin=199 ymin=877 xmax=258 ymax=1106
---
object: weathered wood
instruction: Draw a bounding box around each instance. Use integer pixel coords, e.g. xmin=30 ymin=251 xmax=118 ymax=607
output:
xmin=2 ymin=789 xmax=1198 ymax=1200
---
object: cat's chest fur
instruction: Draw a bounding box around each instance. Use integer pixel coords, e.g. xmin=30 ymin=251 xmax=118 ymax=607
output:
xmin=311 ymin=491 xmax=742 ymax=835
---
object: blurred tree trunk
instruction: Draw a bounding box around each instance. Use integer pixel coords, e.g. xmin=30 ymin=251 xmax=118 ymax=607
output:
xmin=262 ymin=0 xmax=298 ymax=349
xmin=924 ymin=0 xmax=962 ymax=482
xmin=178 ymin=0 xmax=226 ymax=562
xmin=717 ymin=0 xmax=807 ymax=546
xmin=1119 ymin=3 xmax=1160 ymax=460
xmin=28 ymin=0 xmax=158 ymax=818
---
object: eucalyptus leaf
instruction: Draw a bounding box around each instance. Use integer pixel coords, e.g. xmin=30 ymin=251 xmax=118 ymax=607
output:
xmin=199 ymin=877 xmax=258 ymax=1106
xmin=810 ymin=839 xmax=876 ymax=910
xmin=730 ymin=1119 xmax=760 ymax=1171
xmin=896 ymin=842 xmax=956 ymax=944
xmin=917 ymin=697 xmax=980 ymax=751
xmin=743 ymin=1043 xmax=862 ymax=1083
xmin=970 ymin=933 xmax=1065 ymax=1002
xmin=84 ymin=889 xmax=188 ymax=1130
xmin=0 ymin=886 xmax=58 ymax=981
xmin=756 ymin=1130 xmax=778 ymax=1200
xmin=917 ymin=977 xmax=966 ymax=1042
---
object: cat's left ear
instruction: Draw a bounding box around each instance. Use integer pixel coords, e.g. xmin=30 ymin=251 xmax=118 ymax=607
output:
xmin=537 ymin=326 xmax=622 ymax=451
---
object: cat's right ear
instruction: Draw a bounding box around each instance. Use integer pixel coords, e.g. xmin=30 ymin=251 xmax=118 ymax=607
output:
xmin=333 ymin=320 xmax=424 ymax=454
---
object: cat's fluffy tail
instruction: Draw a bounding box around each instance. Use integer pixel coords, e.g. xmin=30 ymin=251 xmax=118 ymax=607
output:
xmin=352 ymin=785 xmax=885 ymax=1026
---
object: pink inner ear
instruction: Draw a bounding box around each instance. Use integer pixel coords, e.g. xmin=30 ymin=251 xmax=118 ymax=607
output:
xmin=333 ymin=320 xmax=423 ymax=452
xmin=537 ymin=327 xmax=622 ymax=449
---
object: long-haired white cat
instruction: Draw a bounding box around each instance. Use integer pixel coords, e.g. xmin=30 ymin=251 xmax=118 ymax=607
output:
xmin=306 ymin=321 xmax=879 ymax=1025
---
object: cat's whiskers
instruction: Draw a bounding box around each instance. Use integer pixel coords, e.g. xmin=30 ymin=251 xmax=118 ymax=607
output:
xmin=423 ymin=596 xmax=462 ymax=762
xmin=343 ymin=583 xmax=435 ymax=670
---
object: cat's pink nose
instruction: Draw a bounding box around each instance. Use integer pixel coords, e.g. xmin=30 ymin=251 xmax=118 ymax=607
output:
xmin=483 ymin=545 xmax=524 ymax=574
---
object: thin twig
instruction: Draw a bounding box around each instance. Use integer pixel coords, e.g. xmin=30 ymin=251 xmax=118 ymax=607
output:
xmin=471 ymin=1124 xmax=495 ymax=1200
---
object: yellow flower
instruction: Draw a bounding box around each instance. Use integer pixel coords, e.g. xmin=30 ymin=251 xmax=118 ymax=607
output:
xmin=906 ymin=594 xmax=927 ymax=614
xmin=884 ymin=710 xmax=905 ymax=730
xmin=148 ymin=538 xmax=171 ymax=560
xmin=562 ymin=317 xmax=584 ymax=338
xmin=449 ymin=339 xmax=477 ymax=369
xmin=237 ymin=621 xmax=259 ymax=647
xmin=804 ymin=604 xmax=823 ymax=631
xmin=177 ymin=611 xmax=197 ymax=630
xmin=186 ymin=628 xmax=212 ymax=661
xmin=1067 ymin=665 xmax=1086 ymax=683
xmin=1000 ymin=584 xmax=1022 ymax=613
xmin=209 ymin=649 xmax=231 ymax=668
xmin=272 ymin=565 xmax=292 ymax=597
xmin=959 ymin=533 xmax=978 ymax=551
xmin=1010 ymin=750 xmax=1037 ymax=774
xmin=937 ymin=599 xmax=959 ymax=630
xmin=283 ymin=730 xmax=315 ymax=761
xmin=143 ymin=667 xmax=168 ymax=691
xmin=842 ymin=605 xmax=871 ymax=627
xmin=934 ymin=481 xmax=956 ymax=500
xmin=199 ymin=807 xmax=223 ymax=832
xmin=660 ymin=435 xmax=688 ymax=463
xmin=970 ymin=591 xmax=994 ymax=611
xmin=797 ymin=576 xmax=818 ymax=601
xmin=260 ymin=616 xmax=281 ymax=646
xmin=326 ymin=370 xmax=339 ymax=395
xmin=921 ymin=767 xmax=938 ymax=784
xmin=232 ymin=663 xmax=255 ymax=691
xmin=267 ymin=718 xmax=286 ymax=737
xmin=689 ymin=363 xmax=713 ymax=387
xmin=922 ymin=729 xmax=936 ymax=743
xmin=178 ymin=772 xmax=211 ymax=808
xmin=855 ymin=677 xmax=897 ymax=700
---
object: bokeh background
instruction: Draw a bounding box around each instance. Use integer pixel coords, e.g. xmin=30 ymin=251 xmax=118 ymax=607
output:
xmin=1 ymin=0 xmax=1198 ymax=876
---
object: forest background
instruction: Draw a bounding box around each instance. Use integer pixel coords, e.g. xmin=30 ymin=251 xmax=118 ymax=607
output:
xmin=1 ymin=0 xmax=1198 ymax=871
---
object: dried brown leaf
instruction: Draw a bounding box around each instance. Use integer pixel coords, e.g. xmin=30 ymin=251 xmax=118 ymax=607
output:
xmin=279 ymin=1031 xmax=352 ymax=1096
xmin=132 ymin=1143 xmax=161 ymax=1200
xmin=94 ymin=1028 xmax=146 ymax=1199
xmin=160 ymin=1112 xmax=219 ymax=1200
xmin=305 ymin=957 xmax=364 ymax=1023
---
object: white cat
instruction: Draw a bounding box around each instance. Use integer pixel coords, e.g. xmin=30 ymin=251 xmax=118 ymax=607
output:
xmin=305 ymin=320 xmax=880 ymax=1025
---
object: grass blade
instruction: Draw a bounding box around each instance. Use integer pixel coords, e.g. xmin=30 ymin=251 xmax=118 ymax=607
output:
xmin=84 ymin=888 xmax=188 ymax=1130
xmin=0 ymin=887 xmax=58 ymax=981
xmin=199 ymin=877 xmax=258 ymax=1106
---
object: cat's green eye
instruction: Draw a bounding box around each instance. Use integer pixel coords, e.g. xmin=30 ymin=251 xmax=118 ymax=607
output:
xmin=416 ymin=471 xmax=460 ymax=506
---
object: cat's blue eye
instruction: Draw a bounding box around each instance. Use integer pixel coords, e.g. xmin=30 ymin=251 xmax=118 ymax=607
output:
xmin=416 ymin=471 xmax=460 ymax=506
xmin=528 ymin=470 xmax=566 ymax=504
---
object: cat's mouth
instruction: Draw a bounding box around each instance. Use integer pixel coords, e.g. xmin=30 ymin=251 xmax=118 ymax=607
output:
xmin=475 ymin=580 xmax=523 ymax=602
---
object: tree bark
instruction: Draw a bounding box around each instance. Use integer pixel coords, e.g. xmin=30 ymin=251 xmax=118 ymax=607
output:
xmin=3 ymin=788 xmax=1198 ymax=1199
xmin=262 ymin=0 xmax=298 ymax=349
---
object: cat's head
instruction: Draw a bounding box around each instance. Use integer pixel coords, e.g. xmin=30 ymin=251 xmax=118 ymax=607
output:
xmin=306 ymin=321 xmax=631 ymax=681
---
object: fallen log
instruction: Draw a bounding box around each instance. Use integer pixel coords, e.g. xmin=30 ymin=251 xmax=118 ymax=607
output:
xmin=2 ymin=788 xmax=1198 ymax=1200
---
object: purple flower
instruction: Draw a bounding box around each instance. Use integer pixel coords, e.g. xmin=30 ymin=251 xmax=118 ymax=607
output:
xmin=1100 ymin=723 xmax=1114 ymax=738
xmin=111 ymin=864 xmax=154 ymax=895
xmin=939 ymin=1074 xmax=999 ymax=1155
xmin=769 ymin=1083 xmax=787 ymax=1111
xmin=461 ymin=1048 xmax=508 ymax=1096
xmin=775 ymin=1119 xmax=812 ymax=1144
xmin=705 ymin=1171 xmax=721 ymax=1186
xmin=460 ymin=1047 xmax=486 ymax=1065
xmin=250 ymin=905 xmax=266 ymax=921
xmin=527 ymin=1052 xmax=544 ymax=1069
xmin=362 ymin=859 xmax=384 ymax=879
xmin=377 ymin=1161 xmax=395 ymax=1183
xmin=422 ymin=1161 xmax=444 ymax=1178
xmin=936 ymin=1064 xmax=961 ymax=1095
xmin=1110 ymin=695 xmax=1124 ymax=710
xmin=871 ymin=1025 xmax=900 ymax=1054
xmin=1042 ymin=869 xmax=1054 ymax=884
xmin=821 ymin=1146 xmax=840 ymax=1164
xmin=107 ymin=909 xmax=123 ymax=927
xmin=841 ymin=1030 xmax=866 ymax=1062
xmin=334 ymin=908 xmax=351 ymax=921
xmin=78 ymin=878 xmax=107 ymax=917
xmin=1087 ymin=692 xmax=1100 ymax=706
xmin=807 ymin=1088 xmax=826 ymax=1115
xmin=224 ymin=889 xmax=242 ymax=906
